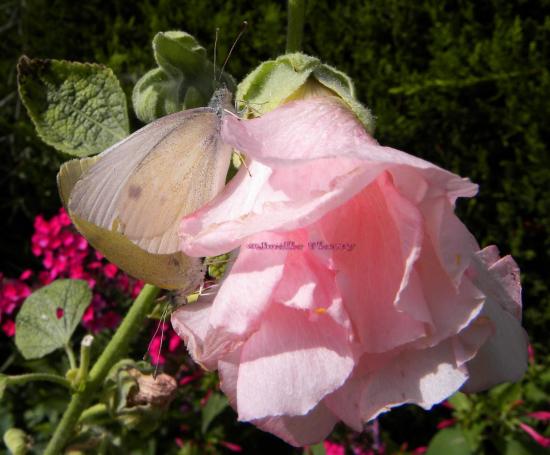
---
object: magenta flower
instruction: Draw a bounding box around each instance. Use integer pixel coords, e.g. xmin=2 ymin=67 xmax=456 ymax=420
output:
xmin=519 ymin=422 xmax=550 ymax=448
xmin=171 ymin=96 xmax=528 ymax=445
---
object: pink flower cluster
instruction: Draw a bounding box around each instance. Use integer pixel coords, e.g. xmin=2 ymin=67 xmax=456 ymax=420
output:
xmin=0 ymin=208 xmax=143 ymax=337
xmin=147 ymin=322 xmax=183 ymax=365
xmin=0 ymin=271 xmax=31 ymax=336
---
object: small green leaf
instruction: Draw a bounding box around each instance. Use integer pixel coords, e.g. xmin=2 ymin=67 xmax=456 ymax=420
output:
xmin=201 ymin=393 xmax=228 ymax=434
xmin=15 ymin=279 xmax=92 ymax=359
xmin=0 ymin=375 xmax=7 ymax=400
xmin=426 ymin=427 xmax=474 ymax=455
xmin=17 ymin=56 xmax=129 ymax=157
xmin=132 ymin=31 xmax=235 ymax=123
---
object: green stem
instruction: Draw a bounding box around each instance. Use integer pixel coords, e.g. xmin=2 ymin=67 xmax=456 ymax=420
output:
xmin=79 ymin=403 xmax=108 ymax=422
xmin=44 ymin=284 xmax=160 ymax=455
xmin=286 ymin=0 xmax=306 ymax=53
xmin=75 ymin=334 xmax=94 ymax=387
xmin=64 ymin=343 xmax=77 ymax=370
xmin=7 ymin=373 xmax=71 ymax=389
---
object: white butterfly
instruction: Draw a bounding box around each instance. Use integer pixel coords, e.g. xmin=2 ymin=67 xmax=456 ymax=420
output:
xmin=58 ymin=87 xmax=234 ymax=290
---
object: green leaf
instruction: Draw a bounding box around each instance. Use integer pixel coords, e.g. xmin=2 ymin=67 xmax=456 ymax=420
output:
xmin=0 ymin=375 xmax=7 ymax=400
xmin=132 ymin=31 xmax=235 ymax=123
xmin=17 ymin=56 xmax=129 ymax=157
xmin=448 ymin=392 xmax=472 ymax=412
xmin=15 ymin=279 xmax=92 ymax=359
xmin=503 ymin=437 xmax=549 ymax=455
xmin=200 ymin=393 xmax=228 ymax=434
xmin=427 ymin=428 xmax=474 ymax=455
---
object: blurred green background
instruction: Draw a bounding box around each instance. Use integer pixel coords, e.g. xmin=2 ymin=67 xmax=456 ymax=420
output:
xmin=0 ymin=1 xmax=549 ymax=452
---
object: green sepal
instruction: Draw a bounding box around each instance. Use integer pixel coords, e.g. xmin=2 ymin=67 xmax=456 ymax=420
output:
xmin=17 ymin=56 xmax=129 ymax=157
xmin=236 ymin=52 xmax=375 ymax=133
xmin=14 ymin=279 xmax=92 ymax=360
xmin=132 ymin=31 xmax=236 ymax=123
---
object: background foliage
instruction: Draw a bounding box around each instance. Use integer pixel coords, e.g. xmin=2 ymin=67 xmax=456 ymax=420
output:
xmin=1 ymin=0 xmax=549 ymax=453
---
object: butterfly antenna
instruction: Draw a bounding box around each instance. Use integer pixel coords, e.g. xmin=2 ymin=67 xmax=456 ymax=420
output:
xmin=237 ymin=152 xmax=252 ymax=177
xmin=143 ymin=309 xmax=164 ymax=361
xmin=218 ymin=20 xmax=248 ymax=82
xmin=213 ymin=27 xmax=220 ymax=86
xmin=153 ymin=302 xmax=171 ymax=379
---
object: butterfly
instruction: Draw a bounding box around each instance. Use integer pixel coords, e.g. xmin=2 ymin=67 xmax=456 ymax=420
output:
xmin=57 ymin=87 xmax=235 ymax=290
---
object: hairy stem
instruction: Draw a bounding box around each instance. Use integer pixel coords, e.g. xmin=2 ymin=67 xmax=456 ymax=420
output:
xmin=64 ymin=343 xmax=77 ymax=370
xmin=44 ymin=284 xmax=160 ymax=455
xmin=7 ymin=373 xmax=71 ymax=389
xmin=286 ymin=0 xmax=306 ymax=53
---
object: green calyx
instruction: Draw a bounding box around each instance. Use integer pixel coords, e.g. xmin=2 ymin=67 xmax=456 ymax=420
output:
xmin=236 ymin=52 xmax=375 ymax=134
xmin=132 ymin=31 xmax=236 ymax=123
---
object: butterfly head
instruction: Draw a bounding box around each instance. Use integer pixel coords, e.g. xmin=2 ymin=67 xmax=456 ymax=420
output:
xmin=209 ymin=86 xmax=234 ymax=117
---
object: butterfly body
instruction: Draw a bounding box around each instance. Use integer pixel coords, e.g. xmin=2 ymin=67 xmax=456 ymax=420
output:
xmin=68 ymin=87 xmax=234 ymax=256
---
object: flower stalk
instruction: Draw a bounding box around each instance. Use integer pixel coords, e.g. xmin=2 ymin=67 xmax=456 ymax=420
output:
xmin=6 ymin=373 xmax=71 ymax=389
xmin=44 ymin=284 xmax=160 ymax=455
xmin=286 ymin=0 xmax=306 ymax=53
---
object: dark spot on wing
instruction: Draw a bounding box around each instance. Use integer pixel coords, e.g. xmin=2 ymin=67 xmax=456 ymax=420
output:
xmin=169 ymin=256 xmax=180 ymax=267
xmin=128 ymin=185 xmax=142 ymax=199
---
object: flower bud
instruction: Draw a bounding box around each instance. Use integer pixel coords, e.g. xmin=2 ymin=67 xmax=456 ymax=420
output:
xmin=132 ymin=31 xmax=236 ymax=123
xmin=236 ymin=52 xmax=375 ymax=133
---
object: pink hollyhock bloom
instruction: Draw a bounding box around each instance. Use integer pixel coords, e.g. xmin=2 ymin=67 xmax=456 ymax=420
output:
xmin=172 ymin=96 xmax=528 ymax=446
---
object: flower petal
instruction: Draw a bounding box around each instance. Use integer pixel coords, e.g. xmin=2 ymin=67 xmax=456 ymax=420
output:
xmin=318 ymin=173 xmax=427 ymax=352
xmin=236 ymin=303 xmax=354 ymax=420
xmin=253 ymin=403 xmax=338 ymax=447
xmin=461 ymin=250 xmax=528 ymax=392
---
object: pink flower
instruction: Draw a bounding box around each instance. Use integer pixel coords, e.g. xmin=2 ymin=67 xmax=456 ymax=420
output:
xmin=323 ymin=441 xmax=345 ymax=455
xmin=2 ymin=319 xmax=15 ymax=337
xmin=172 ymin=96 xmax=528 ymax=446
xmin=528 ymin=411 xmax=550 ymax=422
xmin=519 ymin=423 xmax=550 ymax=448
xmin=436 ymin=418 xmax=456 ymax=429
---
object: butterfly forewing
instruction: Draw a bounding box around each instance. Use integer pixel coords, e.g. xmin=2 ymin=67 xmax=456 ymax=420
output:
xmin=118 ymin=111 xmax=232 ymax=254
xmin=68 ymin=106 xmax=232 ymax=255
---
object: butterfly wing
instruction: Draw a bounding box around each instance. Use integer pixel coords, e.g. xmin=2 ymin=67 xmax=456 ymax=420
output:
xmin=69 ymin=108 xmax=233 ymax=254
xmin=58 ymin=157 xmax=204 ymax=290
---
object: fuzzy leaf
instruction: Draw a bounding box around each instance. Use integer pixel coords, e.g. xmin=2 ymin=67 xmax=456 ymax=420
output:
xmin=15 ymin=279 xmax=92 ymax=359
xmin=17 ymin=56 xmax=129 ymax=157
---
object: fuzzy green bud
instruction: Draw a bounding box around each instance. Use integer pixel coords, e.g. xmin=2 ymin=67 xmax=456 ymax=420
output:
xmin=132 ymin=31 xmax=236 ymax=123
xmin=236 ymin=52 xmax=375 ymax=133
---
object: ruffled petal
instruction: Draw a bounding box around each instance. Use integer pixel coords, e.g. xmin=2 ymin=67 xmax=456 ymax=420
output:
xmin=318 ymin=173 xmax=427 ymax=352
xmin=253 ymin=403 xmax=338 ymax=447
xmin=235 ymin=303 xmax=354 ymax=420
xmin=462 ymin=249 xmax=528 ymax=392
